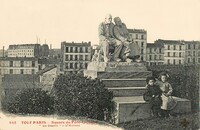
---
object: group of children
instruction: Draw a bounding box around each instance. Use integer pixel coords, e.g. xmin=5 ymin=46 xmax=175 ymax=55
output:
xmin=143 ymin=72 xmax=177 ymax=118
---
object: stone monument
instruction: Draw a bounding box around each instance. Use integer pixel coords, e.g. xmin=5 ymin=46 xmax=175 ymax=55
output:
xmin=84 ymin=15 xmax=191 ymax=124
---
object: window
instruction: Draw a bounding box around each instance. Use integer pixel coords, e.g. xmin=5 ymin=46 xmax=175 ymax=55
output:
xmin=10 ymin=69 xmax=13 ymax=74
xmin=168 ymin=45 xmax=170 ymax=50
xmin=10 ymin=61 xmax=13 ymax=67
xmin=80 ymin=47 xmax=83 ymax=53
xmin=159 ymin=55 xmax=162 ymax=60
xmin=20 ymin=61 xmax=24 ymax=67
xmin=141 ymin=42 xmax=144 ymax=47
xmin=194 ymin=44 xmax=196 ymax=49
xmin=159 ymin=48 xmax=162 ymax=53
xmin=179 ymin=60 xmax=181 ymax=64
xmin=149 ymin=55 xmax=152 ymax=60
xmin=188 ymin=51 xmax=191 ymax=56
xmin=75 ymin=47 xmax=78 ymax=53
xmin=173 ymin=52 xmax=176 ymax=57
xmin=173 ymin=59 xmax=176 ymax=64
xmin=188 ymin=44 xmax=191 ymax=49
xmin=70 ymin=63 xmax=73 ymax=69
xmin=168 ymin=52 xmax=170 ymax=57
xmin=32 ymin=61 xmax=35 ymax=67
xmin=150 ymin=48 xmax=152 ymax=53
xmin=85 ymin=55 xmax=88 ymax=61
xmin=65 ymin=47 xmax=69 ymax=53
xmin=80 ymin=55 xmax=83 ymax=60
xmin=70 ymin=47 xmax=73 ymax=52
xmin=65 ymin=55 xmax=69 ymax=61
xmin=154 ymin=55 xmax=157 ymax=60
xmin=65 ymin=63 xmax=68 ymax=69
xmin=20 ymin=69 xmax=24 ymax=74
xmin=85 ymin=47 xmax=88 ymax=53
xmin=70 ymin=55 xmax=73 ymax=60
xmin=179 ymin=45 xmax=182 ymax=50
xmin=136 ymin=34 xmax=138 ymax=39
xmin=198 ymin=58 xmax=200 ymax=63
xmin=154 ymin=48 xmax=156 ymax=52
xmin=179 ymin=52 xmax=182 ymax=57
xmin=167 ymin=59 xmax=170 ymax=64
xmin=173 ymin=45 xmax=176 ymax=50
xmin=75 ymin=55 xmax=78 ymax=60
xmin=75 ymin=63 xmax=78 ymax=69
xmin=141 ymin=35 xmax=144 ymax=39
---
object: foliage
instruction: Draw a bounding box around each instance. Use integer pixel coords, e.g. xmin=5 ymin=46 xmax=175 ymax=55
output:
xmin=147 ymin=64 xmax=199 ymax=112
xmin=52 ymin=73 xmax=114 ymax=121
xmin=2 ymin=88 xmax=54 ymax=115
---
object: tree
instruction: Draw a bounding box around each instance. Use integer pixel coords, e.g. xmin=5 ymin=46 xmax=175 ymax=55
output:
xmin=52 ymin=73 xmax=114 ymax=121
xmin=2 ymin=88 xmax=54 ymax=115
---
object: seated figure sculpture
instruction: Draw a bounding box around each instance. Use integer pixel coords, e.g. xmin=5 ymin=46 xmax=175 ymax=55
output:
xmin=113 ymin=17 xmax=140 ymax=62
xmin=92 ymin=14 xmax=140 ymax=62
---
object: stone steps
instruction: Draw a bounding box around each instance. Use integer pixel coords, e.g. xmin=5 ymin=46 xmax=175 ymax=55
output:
xmin=102 ymin=78 xmax=146 ymax=87
xmin=112 ymin=96 xmax=191 ymax=124
xmin=107 ymin=87 xmax=146 ymax=97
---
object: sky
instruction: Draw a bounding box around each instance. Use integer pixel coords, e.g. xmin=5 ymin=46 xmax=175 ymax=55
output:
xmin=0 ymin=0 xmax=200 ymax=49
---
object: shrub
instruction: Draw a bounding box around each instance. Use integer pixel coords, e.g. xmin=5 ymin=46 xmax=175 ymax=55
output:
xmin=2 ymin=88 xmax=54 ymax=115
xmin=52 ymin=73 xmax=114 ymax=121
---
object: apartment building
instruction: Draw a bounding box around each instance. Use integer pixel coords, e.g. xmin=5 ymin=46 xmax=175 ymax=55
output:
xmin=155 ymin=39 xmax=186 ymax=65
xmin=146 ymin=42 xmax=164 ymax=66
xmin=184 ymin=41 xmax=200 ymax=64
xmin=61 ymin=41 xmax=92 ymax=73
xmin=7 ymin=44 xmax=49 ymax=58
xmin=0 ymin=57 xmax=39 ymax=75
xmin=128 ymin=29 xmax=147 ymax=61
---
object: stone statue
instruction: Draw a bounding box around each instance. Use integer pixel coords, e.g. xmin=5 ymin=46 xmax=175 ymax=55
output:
xmin=92 ymin=14 xmax=140 ymax=62
xmin=113 ymin=17 xmax=140 ymax=62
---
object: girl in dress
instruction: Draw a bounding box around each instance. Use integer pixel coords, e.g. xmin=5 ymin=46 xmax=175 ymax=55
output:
xmin=156 ymin=72 xmax=177 ymax=117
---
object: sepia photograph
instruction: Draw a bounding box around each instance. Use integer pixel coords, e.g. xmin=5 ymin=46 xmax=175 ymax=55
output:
xmin=0 ymin=0 xmax=200 ymax=130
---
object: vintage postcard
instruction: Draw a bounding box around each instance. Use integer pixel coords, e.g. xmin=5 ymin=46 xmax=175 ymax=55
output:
xmin=0 ymin=0 xmax=199 ymax=130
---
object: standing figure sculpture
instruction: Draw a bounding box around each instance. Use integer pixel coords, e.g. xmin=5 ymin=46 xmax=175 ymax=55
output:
xmin=113 ymin=17 xmax=140 ymax=62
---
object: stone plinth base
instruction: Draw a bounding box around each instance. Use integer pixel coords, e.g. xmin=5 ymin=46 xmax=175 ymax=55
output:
xmin=112 ymin=96 xmax=191 ymax=124
xmin=84 ymin=62 xmax=150 ymax=79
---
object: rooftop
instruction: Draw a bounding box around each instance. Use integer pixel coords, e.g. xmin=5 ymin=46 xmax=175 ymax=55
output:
xmin=155 ymin=39 xmax=185 ymax=45
xmin=61 ymin=41 xmax=91 ymax=46
xmin=128 ymin=29 xmax=147 ymax=33
xmin=147 ymin=42 xmax=164 ymax=48
xmin=8 ymin=44 xmax=40 ymax=49
xmin=0 ymin=57 xmax=38 ymax=61
xmin=2 ymin=74 xmax=39 ymax=89
xmin=37 ymin=65 xmax=57 ymax=75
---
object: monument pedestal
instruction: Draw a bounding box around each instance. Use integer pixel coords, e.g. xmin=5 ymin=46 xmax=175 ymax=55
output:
xmin=84 ymin=61 xmax=191 ymax=124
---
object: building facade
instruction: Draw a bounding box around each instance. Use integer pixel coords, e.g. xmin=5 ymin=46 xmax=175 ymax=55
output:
xmin=155 ymin=39 xmax=186 ymax=65
xmin=7 ymin=44 xmax=49 ymax=58
xmin=61 ymin=41 xmax=92 ymax=73
xmin=184 ymin=41 xmax=200 ymax=64
xmin=128 ymin=29 xmax=147 ymax=61
xmin=146 ymin=42 xmax=164 ymax=66
xmin=0 ymin=57 xmax=39 ymax=75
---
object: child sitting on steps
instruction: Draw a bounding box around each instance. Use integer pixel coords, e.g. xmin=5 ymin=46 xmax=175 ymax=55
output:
xmin=143 ymin=77 xmax=162 ymax=117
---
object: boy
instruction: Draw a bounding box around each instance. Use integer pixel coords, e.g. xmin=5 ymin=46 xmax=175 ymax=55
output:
xmin=143 ymin=77 xmax=162 ymax=117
